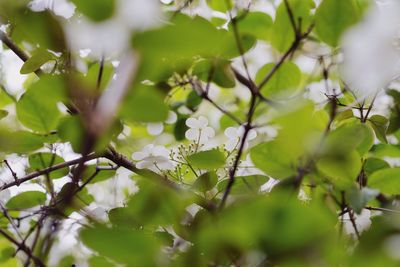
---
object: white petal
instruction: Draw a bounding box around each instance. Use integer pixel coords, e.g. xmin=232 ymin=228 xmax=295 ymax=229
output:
xmin=202 ymin=127 xmax=215 ymax=138
xmin=225 ymin=139 xmax=238 ymax=151
xmin=186 ymin=117 xmax=199 ymax=128
xmin=247 ymin=129 xmax=257 ymax=140
xmin=197 ymin=116 xmax=209 ymax=128
xmin=157 ymin=160 xmax=174 ymax=170
xmin=132 ymin=151 xmax=147 ymax=160
xmin=136 ymin=160 xmax=153 ymax=169
xmin=142 ymin=144 xmax=155 ymax=154
xmin=165 ymin=111 xmax=177 ymax=124
xmin=224 ymin=127 xmax=239 ymax=138
xmin=153 ymin=146 xmax=170 ymax=157
xmin=185 ymin=128 xmax=199 ymax=141
xmin=147 ymin=123 xmax=164 ymax=135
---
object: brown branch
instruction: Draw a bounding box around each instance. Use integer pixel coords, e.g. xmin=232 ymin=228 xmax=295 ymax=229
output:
xmin=0 ymin=153 xmax=99 ymax=191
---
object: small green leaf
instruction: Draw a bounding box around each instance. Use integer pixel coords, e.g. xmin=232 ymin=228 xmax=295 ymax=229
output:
xmin=368 ymin=168 xmax=400 ymax=195
xmin=368 ymin=115 xmax=389 ymax=144
xmin=80 ymin=225 xmax=160 ymax=265
xmin=186 ymin=91 xmax=202 ymax=111
xmin=256 ymin=62 xmax=301 ymax=98
xmin=188 ymin=149 xmax=225 ymax=170
xmin=315 ymin=0 xmax=361 ymax=47
xmin=193 ymin=171 xmax=218 ymax=192
xmin=6 ymin=191 xmax=46 ymax=209
xmin=20 ymin=49 xmax=53 ymax=74
xmin=0 ymin=130 xmax=46 ymax=153
xmin=71 ymin=0 xmax=115 ymax=21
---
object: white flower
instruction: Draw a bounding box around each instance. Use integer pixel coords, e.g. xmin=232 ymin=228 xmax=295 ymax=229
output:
xmin=342 ymin=209 xmax=372 ymax=237
xmin=341 ymin=1 xmax=400 ymax=100
xmin=29 ymin=0 xmax=76 ymax=19
xmin=147 ymin=111 xmax=177 ymax=135
xmin=224 ymin=126 xmax=257 ymax=151
xmin=132 ymin=144 xmax=174 ymax=172
xmin=185 ymin=116 xmax=215 ymax=144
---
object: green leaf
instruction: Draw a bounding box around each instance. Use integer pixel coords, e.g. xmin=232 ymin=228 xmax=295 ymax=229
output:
xmin=193 ymin=58 xmax=236 ymax=88
xmin=217 ymin=175 xmax=269 ymax=195
xmin=186 ymin=91 xmax=202 ymax=111
xmin=174 ymin=116 xmax=189 ymax=141
xmin=206 ymin=0 xmax=232 ymax=12
xmin=80 ymin=225 xmax=160 ymax=266
xmin=316 ymin=150 xmax=362 ymax=189
xmin=6 ymin=191 xmax=46 ymax=209
xmin=28 ymin=153 xmax=68 ymax=179
xmin=0 ymin=130 xmax=46 ymax=154
xmin=71 ymin=0 xmax=115 ymax=21
xmin=348 ymin=186 xmax=379 ymax=214
xmin=12 ymin=10 xmax=66 ymax=51
xmin=193 ymin=171 xmax=218 ymax=192
xmin=315 ymin=0 xmax=361 ymax=47
xmin=250 ymin=141 xmax=296 ymax=179
xmin=270 ymin=0 xmax=314 ymax=52
xmin=188 ymin=149 xmax=225 ymax=170
xmin=256 ymin=62 xmax=301 ymax=98
xmin=232 ymin=12 xmax=273 ymax=41
xmin=368 ymin=115 xmax=389 ymax=144
xmin=16 ymin=75 xmax=65 ymax=133
xmin=20 ymin=49 xmax=53 ymax=74
xmin=364 ymin=157 xmax=390 ymax=176
xmin=122 ymin=85 xmax=168 ymax=123
xmin=368 ymin=168 xmax=400 ymax=195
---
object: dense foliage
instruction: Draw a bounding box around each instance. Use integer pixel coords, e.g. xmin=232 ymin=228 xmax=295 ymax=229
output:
xmin=0 ymin=0 xmax=400 ymax=266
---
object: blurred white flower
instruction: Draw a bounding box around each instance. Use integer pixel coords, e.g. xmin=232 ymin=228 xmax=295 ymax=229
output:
xmin=185 ymin=116 xmax=215 ymax=144
xmin=224 ymin=126 xmax=257 ymax=151
xmin=132 ymin=144 xmax=174 ymax=172
xmin=342 ymin=209 xmax=372 ymax=237
xmin=29 ymin=0 xmax=76 ymax=19
xmin=64 ymin=0 xmax=162 ymax=58
xmin=147 ymin=111 xmax=177 ymax=135
xmin=341 ymin=1 xmax=400 ymax=101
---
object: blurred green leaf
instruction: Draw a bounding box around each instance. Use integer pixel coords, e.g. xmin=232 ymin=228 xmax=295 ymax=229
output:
xmin=217 ymin=175 xmax=269 ymax=195
xmin=368 ymin=168 xmax=400 ymax=195
xmin=193 ymin=58 xmax=236 ymax=88
xmin=348 ymin=186 xmax=379 ymax=214
xmin=20 ymin=49 xmax=53 ymax=74
xmin=16 ymin=75 xmax=65 ymax=133
xmin=232 ymin=12 xmax=273 ymax=41
xmin=315 ymin=0 xmax=361 ymax=47
xmin=270 ymin=0 xmax=314 ymax=52
xmin=206 ymin=0 xmax=232 ymax=12
xmin=368 ymin=115 xmax=389 ymax=144
xmin=6 ymin=191 xmax=46 ymax=209
xmin=256 ymin=61 xmax=301 ymax=98
xmin=80 ymin=225 xmax=160 ymax=266
xmin=188 ymin=149 xmax=225 ymax=170
xmin=193 ymin=171 xmax=218 ymax=192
